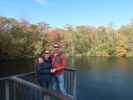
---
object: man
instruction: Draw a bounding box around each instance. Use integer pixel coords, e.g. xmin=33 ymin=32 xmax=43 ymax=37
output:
xmin=51 ymin=43 xmax=67 ymax=95
xmin=36 ymin=50 xmax=53 ymax=89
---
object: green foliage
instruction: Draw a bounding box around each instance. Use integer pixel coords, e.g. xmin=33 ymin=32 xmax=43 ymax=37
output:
xmin=0 ymin=17 xmax=46 ymax=59
xmin=1 ymin=16 xmax=133 ymax=59
xmin=63 ymin=26 xmax=117 ymax=56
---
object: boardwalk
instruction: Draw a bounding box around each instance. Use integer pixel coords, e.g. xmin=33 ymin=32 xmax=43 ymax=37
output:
xmin=0 ymin=68 xmax=77 ymax=100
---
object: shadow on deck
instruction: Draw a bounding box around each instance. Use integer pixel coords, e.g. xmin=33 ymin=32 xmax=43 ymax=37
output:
xmin=0 ymin=68 xmax=77 ymax=100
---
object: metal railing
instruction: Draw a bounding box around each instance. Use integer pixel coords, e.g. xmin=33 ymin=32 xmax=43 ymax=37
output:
xmin=0 ymin=68 xmax=77 ymax=100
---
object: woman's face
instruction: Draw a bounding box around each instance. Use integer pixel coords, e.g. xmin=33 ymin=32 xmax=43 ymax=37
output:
xmin=43 ymin=52 xmax=50 ymax=59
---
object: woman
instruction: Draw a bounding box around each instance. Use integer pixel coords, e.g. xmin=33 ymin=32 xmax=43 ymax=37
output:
xmin=36 ymin=50 xmax=53 ymax=89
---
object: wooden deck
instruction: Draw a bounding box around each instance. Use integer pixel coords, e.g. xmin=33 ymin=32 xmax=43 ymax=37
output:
xmin=0 ymin=68 xmax=77 ymax=100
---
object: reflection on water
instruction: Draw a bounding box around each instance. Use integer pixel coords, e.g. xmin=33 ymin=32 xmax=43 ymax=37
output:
xmin=0 ymin=59 xmax=34 ymax=77
xmin=1 ymin=57 xmax=133 ymax=100
xmin=73 ymin=57 xmax=133 ymax=100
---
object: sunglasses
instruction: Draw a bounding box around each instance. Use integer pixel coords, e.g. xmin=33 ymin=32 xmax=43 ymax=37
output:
xmin=54 ymin=46 xmax=59 ymax=48
xmin=44 ymin=52 xmax=50 ymax=54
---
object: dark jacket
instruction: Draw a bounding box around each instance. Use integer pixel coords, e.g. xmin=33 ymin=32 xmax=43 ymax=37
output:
xmin=36 ymin=57 xmax=52 ymax=81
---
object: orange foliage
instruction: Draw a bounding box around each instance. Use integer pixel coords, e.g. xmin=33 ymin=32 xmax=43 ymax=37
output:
xmin=116 ymin=46 xmax=127 ymax=57
xmin=47 ymin=29 xmax=65 ymax=43
xmin=116 ymin=32 xmax=127 ymax=57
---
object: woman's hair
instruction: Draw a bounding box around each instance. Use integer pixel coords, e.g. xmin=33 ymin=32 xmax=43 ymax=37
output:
xmin=35 ymin=50 xmax=50 ymax=64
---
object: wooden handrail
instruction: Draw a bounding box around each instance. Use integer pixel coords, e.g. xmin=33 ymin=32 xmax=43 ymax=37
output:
xmin=65 ymin=67 xmax=78 ymax=71
xmin=0 ymin=67 xmax=77 ymax=100
xmin=10 ymin=76 xmax=75 ymax=100
xmin=15 ymin=67 xmax=77 ymax=78
xmin=0 ymin=68 xmax=77 ymax=80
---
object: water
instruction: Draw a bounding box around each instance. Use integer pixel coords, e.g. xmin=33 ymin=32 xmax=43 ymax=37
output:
xmin=74 ymin=57 xmax=133 ymax=100
xmin=1 ymin=57 xmax=133 ymax=100
xmin=0 ymin=59 xmax=34 ymax=77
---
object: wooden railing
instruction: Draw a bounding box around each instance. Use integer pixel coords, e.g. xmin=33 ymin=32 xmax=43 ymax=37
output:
xmin=0 ymin=68 xmax=77 ymax=100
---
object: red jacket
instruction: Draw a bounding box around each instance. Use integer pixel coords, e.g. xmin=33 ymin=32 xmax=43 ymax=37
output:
xmin=51 ymin=52 xmax=65 ymax=76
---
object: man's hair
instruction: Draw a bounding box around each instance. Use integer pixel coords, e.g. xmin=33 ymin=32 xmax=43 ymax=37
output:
xmin=53 ymin=43 xmax=60 ymax=48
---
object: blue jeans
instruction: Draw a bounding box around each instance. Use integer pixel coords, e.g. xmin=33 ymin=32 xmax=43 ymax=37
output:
xmin=53 ymin=74 xmax=67 ymax=95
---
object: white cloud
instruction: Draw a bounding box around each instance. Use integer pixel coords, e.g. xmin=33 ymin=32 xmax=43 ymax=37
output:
xmin=34 ymin=0 xmax=47 ymax=5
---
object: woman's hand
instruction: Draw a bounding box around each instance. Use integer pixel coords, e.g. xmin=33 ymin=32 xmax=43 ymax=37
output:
xmin=38 ymin=58 xmax=44 ymax=64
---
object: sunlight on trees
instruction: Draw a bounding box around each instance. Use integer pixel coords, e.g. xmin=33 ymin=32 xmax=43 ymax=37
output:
xmin=0 ymin=16 xmax=133 ymax=59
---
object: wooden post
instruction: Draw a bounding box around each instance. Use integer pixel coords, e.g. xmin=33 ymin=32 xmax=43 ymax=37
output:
xmin=73 ymin=71 xmax=77 ymax=98
xmin=5 ymin=80 xmax=9 ymax=100
xmin=13 ymin=81 xmax=16 ymax=100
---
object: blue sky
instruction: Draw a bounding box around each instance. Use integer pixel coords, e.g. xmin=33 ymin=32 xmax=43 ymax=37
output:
xmin=0 ymin=0 xmax=133 ymax=28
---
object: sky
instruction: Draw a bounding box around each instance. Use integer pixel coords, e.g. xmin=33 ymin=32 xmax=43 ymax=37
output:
xmin=0 ymin=0 xmax=133 ymax=28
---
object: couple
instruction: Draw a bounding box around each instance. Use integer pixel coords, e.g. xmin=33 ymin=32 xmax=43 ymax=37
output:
xmin=36 ymin=43 xmax=67 ymax=96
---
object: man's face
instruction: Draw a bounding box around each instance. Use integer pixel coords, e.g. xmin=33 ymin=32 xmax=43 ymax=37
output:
xmin=54 ymin=46 xmax=60 ymax=53
xmin=53 ymin=44 xmax=60 ymax=53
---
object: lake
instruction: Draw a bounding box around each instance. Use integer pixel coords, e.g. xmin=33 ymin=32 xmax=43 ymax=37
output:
xmin=75 ymin=57 xmax=133 ymax=100
xmin=1 ymin=57 xmax=133 ymax=100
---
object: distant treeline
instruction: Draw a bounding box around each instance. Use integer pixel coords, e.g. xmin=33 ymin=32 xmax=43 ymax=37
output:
xmin=0 ymin=16 xmax=133 ymax=59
